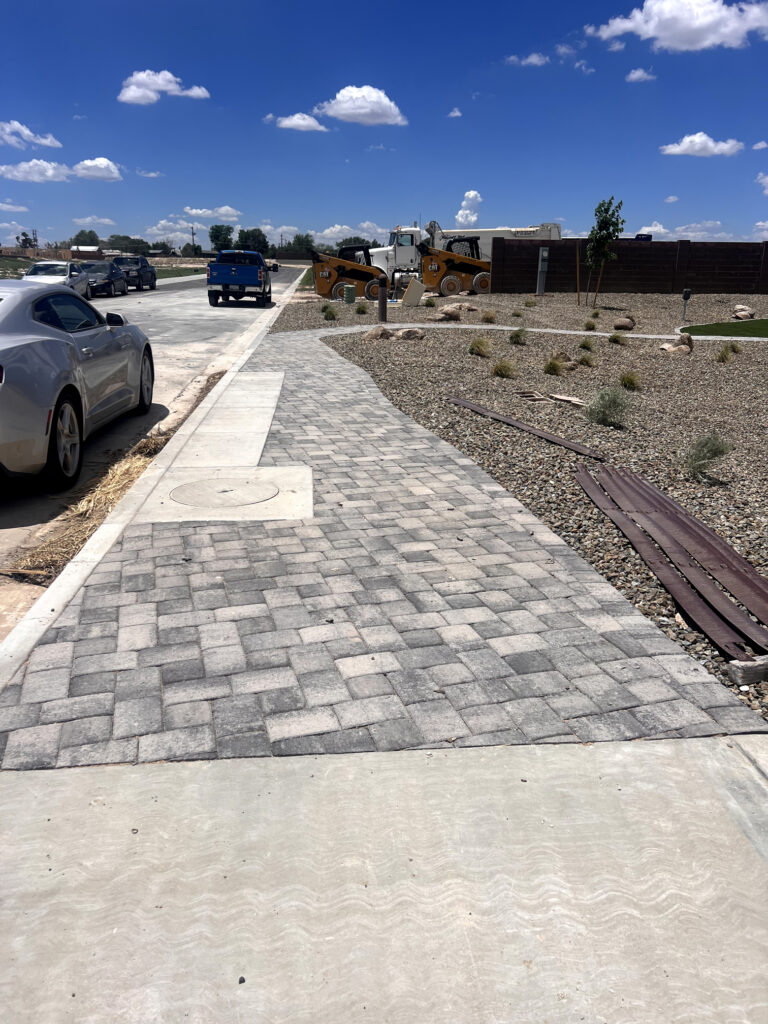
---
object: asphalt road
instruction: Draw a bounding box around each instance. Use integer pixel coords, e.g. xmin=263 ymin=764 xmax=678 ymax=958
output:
xmin=0 ymin=267 xmax=302 ymax=635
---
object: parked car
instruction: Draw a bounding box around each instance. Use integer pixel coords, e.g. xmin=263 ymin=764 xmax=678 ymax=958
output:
xmin=113 ymin=255 xmax=157 ymax=291
xmin=0 ymin=281 xmax=154 ymax=489
xmin=80 ymin=260 xmax=128 ymax=297
xmin=207 ymin=250 xmax=278 ymax=307
xmin=24 ymin=261 xmax=91 ymax=299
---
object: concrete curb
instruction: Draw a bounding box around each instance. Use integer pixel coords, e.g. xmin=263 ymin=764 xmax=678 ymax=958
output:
xmin=0 ymin=274 xmax=304 ymax=689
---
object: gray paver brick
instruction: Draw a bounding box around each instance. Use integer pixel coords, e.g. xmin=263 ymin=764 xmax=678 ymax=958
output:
xmin=265 ymin=707 xmax=339 ymax=742
xmin=60 ymin=715 xmax=112 ymax=747
xmin=164 ymin=701 xmax=213 ymax=730
xmin=139 ymin=725 xmax=217 ymax=762
xmin=113 ymin=697 xmax=163 ymax=738
xmin=57 ymin=738 xmax=137 ymax=767
xmin=40 ymin=693 xmax=114 ymax=724
xmin=260 ymin=686 xmax=306 ymax=715
xmin=335 ymin=695 xmax=405 ymax=729
xmin=568 ymin=711 xmax=646 ymax=742
xmin=505 ymin=698 xmax=574 ymax=741
xmin=230 ymin=667 xmax=300 ymax=695
xmin=21 ymin=670 xmax=70 ymax=704
xmin=369 ymin=717 xmax=424 ymax=751
xmin=632 ymin=700 xmax=717 ymax=734
xmin=2 ymin=724 xmax=61 ymax=769
xmin=217 ymin=732 xmax=272 ymax=758
xmin=335 ymin=652 xmax=400 ymax=678
xmin=406 ymin=700 xmax=470 ymax=742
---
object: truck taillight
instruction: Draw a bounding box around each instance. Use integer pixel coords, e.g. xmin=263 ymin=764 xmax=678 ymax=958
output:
xmin=258 ymin=270 xmax=263 ymax=283
xmin=206 ymin=267 xmax=210 ymax=279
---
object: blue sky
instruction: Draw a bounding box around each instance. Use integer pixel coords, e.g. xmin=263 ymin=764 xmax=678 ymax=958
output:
xmin=1 ymin=0 xmax=767 ymax=248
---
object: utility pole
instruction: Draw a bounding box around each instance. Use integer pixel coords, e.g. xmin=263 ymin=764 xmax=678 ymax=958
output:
xmin=191 ymin=226 xmax=196 ymax=252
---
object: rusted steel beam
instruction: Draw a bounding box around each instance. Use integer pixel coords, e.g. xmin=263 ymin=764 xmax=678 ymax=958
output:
xmin=600 ymin=467 xmax=768 ymax=625
xmin=575 ymin=466 xmax=752 ymax=661
xmin=449 ymin=397 xmax=603 ymax=460
xmin=595 ymin=469 xmax=768 ymax=652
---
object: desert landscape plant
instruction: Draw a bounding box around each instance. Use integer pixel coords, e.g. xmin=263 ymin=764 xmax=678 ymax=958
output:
xmin=729 ymin=341 xmax=742 ymax=354
xmin=584 ymin=320 xmax=596 ymax=331
xmin=424 ymin=297 xmax=436 ymax=308
xmin=509 ymin=329 xmax=527 ymax=345
xmin=620 ymin=371 xmax=641 ymax=391
xmin=321 ymin=303 xmax=331 ymax=313
xmin=512 ymin=310 xmax=523 ymax=317
xmin=469 ymin=337 xmax=492 ymax=357
xmin=481 ymin=311 xmax=497 ymax=324
xmin=524 ymin=299 xmax=536 ymax=308
xmin=579 ymin=338 xmax=594 ymax=350
xmin=355 ymin=302 xmax=368 ymax=315
xmin=684 ymin=429 xmax=733 ymax=480
xmin=585 ymin=387 xmax=628 ymax=427
xmin=578 ymin=353 xmax=595 ymax=367
xmin=715 ymin=345 xmax=732 ymax=363
xmin=323 ymin=308 xmax=337 ymax=321
xmin=544 ymin=357 xmax=564 ymax=376
xmin=608 ymin=332 xmax=627 ymax=345
xmin=492 ymin=358 xmax=518 ymax=378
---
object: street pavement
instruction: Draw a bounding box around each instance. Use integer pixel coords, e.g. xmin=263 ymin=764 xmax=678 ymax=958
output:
xmin=1 ymin=292 xmax=766 ymax=1022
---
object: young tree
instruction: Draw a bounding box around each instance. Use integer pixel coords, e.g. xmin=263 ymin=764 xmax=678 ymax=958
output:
xmin=235 ymin=227 xmax=269 ymax=254
xmin=15 ymin=231 xmax=35 ymax=249
xmin=106 ymin=234 xmax=150 ymax=255
xmin=285 ymin=232 xmax=315 ymax=256
xmin=181 ymin=242 xmax=203 ymax=257
xmin=585 ymin=196 xmax=626 ymax=307
xmin=208 ymin=224 xmax=234 ymax=251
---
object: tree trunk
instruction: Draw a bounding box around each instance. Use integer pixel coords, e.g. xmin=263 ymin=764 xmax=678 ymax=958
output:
xmin=592 ymin=261 xmax=605 ymax=308
xmin=584 ymin=267 xmax=593 ymax=309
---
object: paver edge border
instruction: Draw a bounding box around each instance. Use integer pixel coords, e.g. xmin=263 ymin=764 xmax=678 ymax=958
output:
xmin=0 ymin=272 xmax=305 ymax=690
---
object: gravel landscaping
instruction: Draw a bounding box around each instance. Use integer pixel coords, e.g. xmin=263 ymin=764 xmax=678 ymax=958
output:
xmin=271 ymin=291 xmax=768 ymax=718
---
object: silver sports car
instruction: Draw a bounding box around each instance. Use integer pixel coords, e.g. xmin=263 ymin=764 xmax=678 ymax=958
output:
xmin=0 ymin=280 xmax=154 ymax=489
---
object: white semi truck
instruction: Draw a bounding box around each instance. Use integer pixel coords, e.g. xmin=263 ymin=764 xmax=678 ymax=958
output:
xmin=425 ymin=220 xmax=561 ymax=261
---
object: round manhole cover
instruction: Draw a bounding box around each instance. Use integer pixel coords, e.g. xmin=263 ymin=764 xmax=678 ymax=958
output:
xmin=169 ymin=479 xmax=280 ymax=508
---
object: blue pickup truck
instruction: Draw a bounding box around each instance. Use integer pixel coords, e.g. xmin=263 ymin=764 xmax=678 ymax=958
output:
xmin=207 ymin=250 xmax=278 ymax=307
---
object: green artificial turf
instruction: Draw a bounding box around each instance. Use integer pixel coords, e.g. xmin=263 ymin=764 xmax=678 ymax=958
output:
xmin=686 ymin=318 xmax=768 ymax=338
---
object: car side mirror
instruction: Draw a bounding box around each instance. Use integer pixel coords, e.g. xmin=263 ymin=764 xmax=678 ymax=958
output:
xmin=271 ymin=264 xmax=279 ymax=273
xmin=106 ymin=312 xmax=126 ymax=327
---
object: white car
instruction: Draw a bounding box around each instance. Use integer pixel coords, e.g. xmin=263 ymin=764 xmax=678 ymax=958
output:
xmin=24 ymin=260 xmax=92 ymax=300
xmin=0 ymin=281 xmax=154 ymax=488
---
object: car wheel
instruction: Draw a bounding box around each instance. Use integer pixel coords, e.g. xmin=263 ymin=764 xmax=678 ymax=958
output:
xmin=44 ymin=391 xmax=83 ymax=490
xmin=440 ymin=275 xmax=462 ymax=297
xmin=85 ymin=284 xmax=92 ymax=301
xmin=122 ymin=280 xmax=128 ymax=295
xmin=134 ymin=348 xmax=154 ymax=414
xmin=149 ymin=277 xmax=157 ymax=290
xmin=221 ymin=293 xmax=230 ymax=303
xmin=267 ymin=287 xmax=272 ymax=303
xmin=331 ymin=282 xmax=347 ymax=301
xmin=108 ymin=281 xmax=116 ymax=297
xmin=208 ymin=291 xmax=220 ymax=306
xmin=136 ymin=278 xmax=144 ymax=291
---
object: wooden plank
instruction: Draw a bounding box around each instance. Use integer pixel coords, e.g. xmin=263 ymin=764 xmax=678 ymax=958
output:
xmin=448 ymin=398 xmax=603 ymax=459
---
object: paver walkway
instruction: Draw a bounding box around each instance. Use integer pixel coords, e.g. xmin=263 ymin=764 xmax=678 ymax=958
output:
xmin=1 ymin=328 xmax=764 ymax=769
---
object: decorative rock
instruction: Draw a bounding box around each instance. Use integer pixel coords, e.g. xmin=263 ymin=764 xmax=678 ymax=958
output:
xmin=732 ymin=310 xmax=755 ymax=320
xmin=442 ymin=302 xmax=479 ymax=313
xmin=394 ymin=328 xmax=426 ymax=340
xmin=363 ymin=326 xmax=394 ymax=341
xmin=679 ymin=332 xmax=694 ymax=350
xmin=660 ymin=342 xmax=693 ymax=355
xmin=614 ymin=316 xmax=636 ymax=331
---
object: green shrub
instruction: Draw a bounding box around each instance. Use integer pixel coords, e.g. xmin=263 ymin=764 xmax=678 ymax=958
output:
xmin=715 ymin=345 xmax=732 ymax=363
xmin=481 ymin=311 xmax=496 ymax=324
xmin=729 ymin=341 xmax=742 ymax=354
xmin=586 ymin=387 xmax=628 ymax=428
xmin=578 ymin=354 xmax=594 ymax=367
xmin=524 ymin=299 xmax=536 ymax=308
xmin=591 ymin=308 xmax=600 ymax=318
xmin=355 ymin=302 xmax=368 ymax=315
xmin=321 ymin=302 xmax=331 ymax=313
xmin=620 ymin=371 xmax=641 ymax=391
xmin=608 ymin=332 xmax=627 ymax=345
xmin=469 ymin=337 xmax=492 ymax=357
xmin=424 ymin=297 xmax=436 ymax=307
xmin=509 ymin=329 xmax=527 ymax=346
xmin=684 ymin=429 xmax=733 ymax=480
xmin=323 ymin=308 xmax=337 ymax=321
xmin=584 ymin=320 xmax=597 ymax=331
xmin=512 ymin=310 xmax=523 ymax=318
xmin=579 ymin=338 xmax=593 ymax=351
xmin=492 ymin=358 xmax=518 ymax=378
xmin=544 ymin=357 xmax=564 ymax=376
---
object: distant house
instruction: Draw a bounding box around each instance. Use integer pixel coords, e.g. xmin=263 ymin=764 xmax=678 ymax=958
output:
xmin=71 ymin=245 xmax=102 ymax=260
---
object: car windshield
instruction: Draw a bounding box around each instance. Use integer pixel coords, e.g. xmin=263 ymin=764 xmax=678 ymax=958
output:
xmin=114 ymin=258 xmax=139 ymax=267
xmin=28 ymin=264 xmax=67 ymax=276
xmin=83 ymin=262 xmax=110 ymax=273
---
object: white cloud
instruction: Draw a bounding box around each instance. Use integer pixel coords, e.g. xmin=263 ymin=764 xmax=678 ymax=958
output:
xmin=455 ymin=189 xmax=483 ymax=227
xmin=754 ymin=140 xmax=768 ymax=150
xmin=0 ymin=199 xmax=28 ymax=211
xmin=586 ymin=0 xmax=768 ymax=52
xmin=118 ymin=70 xmax=210 ymax=105
xmin=72 ymin=157 xmax=122 ymax=180
xmin=664 ymin=194 xmax=679 ymax=202
xmin=183 ymin=204 xmax=241 ymax=221
xmin=314 ymin=85 xmax=407 ymax=126
xmin=73 ymin=215 xmax=116 ymax=226
xmin=639 ymin=220 xmax=671 ymax=235
xmin=448 ymin=107 xmax=462 ymax=118
xmin=276 ymin=113 xmax=328 ymax=132
xmin=145 ymin=216 xmax=208 ymax=244
xmin=660 ymin=131 xmax=743 ymax=156
xmin=506 ymin=52 xmax=550 ymax=66
xmin=73 ymin=114 xmax=87 ymax=121
xmin=755 ymin=219 xmax=768 ymax=237
xmin=137 ymin=168 xmax=163 ymax=178
xmin=0 ymin=220 xmax=27 ymax=243
xmin=608 ymin=39 xmax=626 ymax=50
xmin=262 ymin=113 xmax=275 ymax=123
xmin=258 ymin=222 xmax=299 ymax=244
xmin=574 ymin=59 xmax=596 ymax=73
xmin=626 ymin=67 xmax=657 ymax=81
xmin=312 ymin=224 xmax=354 ymax=243
xmin=0 ymin=120 xmax=62 ymax=150
xmin=358 ymin=220 xmax=388 ymax=240
xmin=556 ymin=43 xmax=577 ymax=56
xmin=757 ymin=171 xmax=768 ymax=194
xmin=675 ymin=219 xmax=733 ymax=239
xmin=0 ymin=159 xmax=70 ymax=182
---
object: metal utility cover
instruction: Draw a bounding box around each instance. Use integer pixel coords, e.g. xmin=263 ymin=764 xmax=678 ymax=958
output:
xmin=169 ymin=478 xmax=279 ymax=508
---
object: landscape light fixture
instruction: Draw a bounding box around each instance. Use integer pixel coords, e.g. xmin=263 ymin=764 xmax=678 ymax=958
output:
xmin=682 ymin=288 xmax=692 ymax=321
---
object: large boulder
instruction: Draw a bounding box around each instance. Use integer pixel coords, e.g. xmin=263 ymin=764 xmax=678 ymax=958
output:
xmin=614 ymin=316 xmax=636 ymax=331
xmin=427 ymin=307 xmax=461 ymax=322
xmin=363 ymin=326 xmax=394 ymax=341
xmin=443 ymin=302 xmax=479 ymax=312
xmin=733 ymin=309 xmax=755 ymax=320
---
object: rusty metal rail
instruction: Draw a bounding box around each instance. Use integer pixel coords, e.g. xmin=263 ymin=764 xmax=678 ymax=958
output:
xmin=575 ymin=466 xmax=754 ymax=662
xmin=449 ymin=397 xmax=603 ymax=460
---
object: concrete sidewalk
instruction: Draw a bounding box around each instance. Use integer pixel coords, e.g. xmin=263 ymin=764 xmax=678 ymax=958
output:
xmin=1 ymin=318 xmax=766 ymax=770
